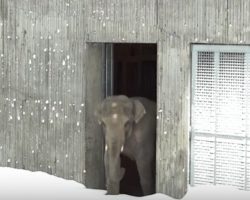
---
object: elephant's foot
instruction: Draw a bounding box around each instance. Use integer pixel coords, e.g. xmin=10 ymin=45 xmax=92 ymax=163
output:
xmin=106 ymin=180 xmax=120 ymax=195
xmin=140 ymin=181 xmax=154 ymax=195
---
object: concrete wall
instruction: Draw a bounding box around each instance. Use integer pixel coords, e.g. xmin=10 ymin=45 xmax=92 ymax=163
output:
xmin=0 ymin=0 xmax=86 ymax=183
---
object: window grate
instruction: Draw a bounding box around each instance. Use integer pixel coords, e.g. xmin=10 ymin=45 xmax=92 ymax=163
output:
xmin=191 ymin=45 xmax=250 ymax=190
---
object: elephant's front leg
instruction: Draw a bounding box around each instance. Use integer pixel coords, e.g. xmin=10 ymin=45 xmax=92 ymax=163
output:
xmin=136 ymin=159 xmax=155 ymax=195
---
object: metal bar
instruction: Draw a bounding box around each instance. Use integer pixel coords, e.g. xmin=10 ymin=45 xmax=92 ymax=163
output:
xmin=214 ymin=50 xmax=220 ymax=185
xmin=192 ymin=44 xmax=250 ymax=53
xmin=244 ymin=52 xmax=250 ymax=190
xmin=190 ymin=45 xmax=198 ymax=186
xmin=104 ymin=43 xmax=114 ymax=97
xmin=194 ymin=132 xmax=249 ymax=141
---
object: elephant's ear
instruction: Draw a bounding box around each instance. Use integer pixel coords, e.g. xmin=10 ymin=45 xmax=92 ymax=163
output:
xmin=94 ymin=104 xmax=102 ymax=125
xmin=133 ymin=100 xmax=146 ymax=123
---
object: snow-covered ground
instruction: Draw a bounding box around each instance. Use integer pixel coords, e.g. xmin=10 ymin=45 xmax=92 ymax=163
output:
xmin=0 ymin=167 xmax=249 ymax=200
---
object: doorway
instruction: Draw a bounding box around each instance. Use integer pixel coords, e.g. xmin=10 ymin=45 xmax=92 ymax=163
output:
xmin=107 ymin=43 xmax=157 ymax=196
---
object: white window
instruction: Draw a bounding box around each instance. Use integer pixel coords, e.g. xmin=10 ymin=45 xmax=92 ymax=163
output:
xmin=191 ymin=45 xmax=250 ymax=190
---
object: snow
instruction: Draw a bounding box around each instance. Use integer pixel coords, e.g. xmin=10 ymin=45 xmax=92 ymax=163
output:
xmin=0 ymin=167 xmax=249 ymax=200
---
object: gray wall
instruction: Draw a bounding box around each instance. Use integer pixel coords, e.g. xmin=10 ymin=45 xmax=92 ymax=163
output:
xmin=0 ymin=0 xmax=86 ymax=183
xmin=1 ymin=0 xmax=250 ymax=198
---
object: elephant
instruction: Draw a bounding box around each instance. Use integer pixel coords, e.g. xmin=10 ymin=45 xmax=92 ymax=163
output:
xmin=95 ymin=95 xmax=156 ymax=195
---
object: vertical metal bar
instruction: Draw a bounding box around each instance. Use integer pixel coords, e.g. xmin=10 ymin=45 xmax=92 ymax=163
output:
xmin=104 ymin=43 xmax=114 ymax=97
xmin=105 ymin=43 xmax=114 ymax=97
xmin=246 ymin=49 xmax=250 ymax=190
xmin=190 ymin=45 xmax=198 ymax=186
xmin=214 ymin=50 xmax=220 ymax=185
xmin=244 ymin=52 xmax=250 ymax=190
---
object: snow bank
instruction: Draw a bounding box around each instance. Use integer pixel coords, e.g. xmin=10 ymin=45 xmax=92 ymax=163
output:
xmin=0 ymin=167 xmax=249 ymax=200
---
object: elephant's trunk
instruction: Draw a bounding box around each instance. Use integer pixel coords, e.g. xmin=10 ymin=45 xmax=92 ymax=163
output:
xmin=104 ymin=141 xmax=125 ymax=195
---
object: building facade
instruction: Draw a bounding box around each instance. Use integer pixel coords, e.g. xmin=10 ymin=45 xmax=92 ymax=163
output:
xmin=1 ymin=0 xmax=250 ymax=198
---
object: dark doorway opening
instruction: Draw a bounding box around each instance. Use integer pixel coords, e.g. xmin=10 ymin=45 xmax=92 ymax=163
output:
xmin=113 ymin=43 xmax=157 ymax=101
xmin=112 ymin=43 xmax=157 ymax=196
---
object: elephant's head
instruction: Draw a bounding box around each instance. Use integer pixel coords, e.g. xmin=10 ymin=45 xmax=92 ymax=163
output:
xmin=95 ymin=95 xmax=146 ymax=194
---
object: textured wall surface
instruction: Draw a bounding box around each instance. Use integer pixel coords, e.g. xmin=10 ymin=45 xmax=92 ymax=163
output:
xmin=1 ymin=0 xmax=250 ymax=198
xmin=0 ymin=0 xmax=86 ymax=183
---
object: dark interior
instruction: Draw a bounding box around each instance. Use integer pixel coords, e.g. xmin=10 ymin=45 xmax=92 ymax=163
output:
xmin=113 ymin=43 xmax=157 ymax=196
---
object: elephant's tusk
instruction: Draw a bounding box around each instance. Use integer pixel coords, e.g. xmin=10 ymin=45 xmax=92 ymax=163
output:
xmin=112 ymin=114 xmax=118 ymax=119
xmin=121 ymin=145 xmax=124 ymax=152
xmin=105 ymin=144 xmax=108 ymax=151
